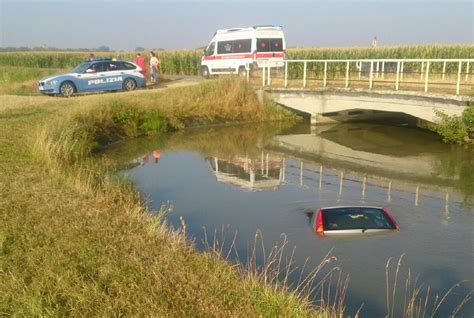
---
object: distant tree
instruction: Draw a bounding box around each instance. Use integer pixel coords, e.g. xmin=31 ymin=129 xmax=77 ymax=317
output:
xmin=96 ymin=45 xmax=110 ymax=52
xmin=135 ymin=46 xmax=145 ymax=52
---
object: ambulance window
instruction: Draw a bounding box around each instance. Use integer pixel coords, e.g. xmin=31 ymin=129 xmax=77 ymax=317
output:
xmin=270 ymin=38 xmax=284 ymax=52
xmin=207 ymin=42 xmax=215 ymax=56
xmin=257 ymin=38 xmax=284 ymax=52
xmin=217 ymin=41 xmax=233 ymax=54
xmin=256 ymin=39 xmax=271 ymax=52
xmin=233 ymin=39 xmax=251 ymax=53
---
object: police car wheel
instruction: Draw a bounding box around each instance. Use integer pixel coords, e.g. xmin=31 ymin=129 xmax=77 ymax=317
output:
xmin=60 ymin=81 xmax=75 ymax=97
xmin=201 ymin=66 xmax=210 ymax=79
xmin=238 ymin=66 xmax=247 ymax=77
xmin=123 ymin=78 xmax=137 ymax=91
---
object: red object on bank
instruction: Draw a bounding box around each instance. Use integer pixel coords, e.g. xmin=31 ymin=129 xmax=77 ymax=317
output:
xmin=152 ymin=150 xmax=161 ymax=159
xmin=135 ymin=56 xmax=147 ymax=77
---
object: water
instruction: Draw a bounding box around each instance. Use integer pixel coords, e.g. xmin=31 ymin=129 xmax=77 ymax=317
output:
xmin=106 ymin=122 xmax=474 ymax=317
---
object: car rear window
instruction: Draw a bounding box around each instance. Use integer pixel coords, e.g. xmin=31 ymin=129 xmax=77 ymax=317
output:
xmin=256 ymin=38 xmax=284 ymax=52
xmin=123 ymin=62 xmax=137 ymax=70
xmin=322 ymin=207 xmax=396 ymax=231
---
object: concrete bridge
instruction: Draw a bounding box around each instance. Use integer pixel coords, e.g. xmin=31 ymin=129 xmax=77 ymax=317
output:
xmin=263 ymin=88 xmax=471 ymax=124
xmin=253 ymin=58 xmax=473 ymax=124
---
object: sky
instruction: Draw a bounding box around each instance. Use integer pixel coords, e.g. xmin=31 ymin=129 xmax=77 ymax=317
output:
xmin=0 ymin=0 xmax=472 ymax=50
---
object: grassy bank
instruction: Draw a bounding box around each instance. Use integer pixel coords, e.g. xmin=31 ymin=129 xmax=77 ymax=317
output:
xmin=1 ymin=44 xmax=472 ymax=75
xmin=0 ymin=78 xmax=321 ymax=316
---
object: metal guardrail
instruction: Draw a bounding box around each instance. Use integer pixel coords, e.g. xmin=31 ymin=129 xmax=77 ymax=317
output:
xmin=257 ymin=58 xmax=474 ymax=95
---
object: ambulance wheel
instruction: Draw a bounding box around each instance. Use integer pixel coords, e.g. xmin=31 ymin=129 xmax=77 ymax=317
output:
xmin=201 ymin=66 xmax=210 ymax=79
xmin=59 ymin=81 xmax=75 ymax=97
xmin=238 ymin=66 xmax=247 ymax=77
xmin=123 ymin=78 xmax=137 ymax=91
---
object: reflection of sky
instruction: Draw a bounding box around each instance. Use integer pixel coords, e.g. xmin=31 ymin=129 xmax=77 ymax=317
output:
xmin=124 ymin=150 xmax=474 ymax=317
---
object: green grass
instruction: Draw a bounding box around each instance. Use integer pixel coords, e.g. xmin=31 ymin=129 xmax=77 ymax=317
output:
xmin=0 ymin=78 xmax=324 ymax=316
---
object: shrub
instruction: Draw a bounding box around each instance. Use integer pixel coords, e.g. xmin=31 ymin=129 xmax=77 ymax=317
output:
xmin=462 ymin=105 xmax=474 ymax=137
xmin=430 ymin=109 xmax=468 ymax=144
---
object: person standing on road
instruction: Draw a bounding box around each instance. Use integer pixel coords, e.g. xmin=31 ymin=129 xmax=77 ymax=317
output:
xmin=135 ymin=53 xmax=147 ymax=81
xmin=149 ymin=51 xmax=160 ymax=84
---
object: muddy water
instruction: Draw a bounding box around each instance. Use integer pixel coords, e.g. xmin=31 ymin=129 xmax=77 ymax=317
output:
xmin=106 ymin=122 xmax=473 ymax=317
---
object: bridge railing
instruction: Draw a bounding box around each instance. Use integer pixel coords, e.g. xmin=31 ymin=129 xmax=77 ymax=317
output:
xmin=252 ymin=58 xmax=474 ymax=95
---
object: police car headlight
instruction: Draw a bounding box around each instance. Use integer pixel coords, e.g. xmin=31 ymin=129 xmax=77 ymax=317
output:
xmin=47 ymin=80 xmax=58 ymax=86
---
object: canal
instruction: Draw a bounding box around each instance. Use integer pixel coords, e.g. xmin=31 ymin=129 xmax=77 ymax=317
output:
xmin=105 ymin=121 xmax=473 ymax=317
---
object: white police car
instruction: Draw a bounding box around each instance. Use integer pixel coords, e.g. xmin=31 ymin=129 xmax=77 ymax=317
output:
xmin=38 ymin=58 xmax=146 ymax=97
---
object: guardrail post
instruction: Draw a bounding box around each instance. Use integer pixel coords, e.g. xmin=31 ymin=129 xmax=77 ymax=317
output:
xmin=357 ymin=61 xmax=361 ymax=79
xmin=395 ymin=61 xmax=400 ymax=90
xmin=284 ymin=61 xmax=288 ymax=87
xmin=319 ymin=166 xmax=323 ymax=190
xmin=442 ymin=61 xmax=447 ymax=80
xmin=376 ymin=61 xmax=380 ymax=78
xmin=300 ymin=161 xmax=304 ymax=186
xmin=303 ymin=61 xmax=307 ymax=87
xmin=400 ymin=61 xmax=404 ymax=80
xmin=267 ymin=63 xmax=271 ymax=86
xmin=369 ymin=61 xmax=374 ymax=89
xmin=381 ymin=61 xmax=385 ymax=79
xmin=420 ymin=61 xmax=424 ymax=80
xmin=424 ymin=61 xmax=430 ymax=93
xmin=466 ymin=62 xmax=470 ymax=81
xmin=323 ymin=61 xmax=327 ymax=87
xmin=281 ymin=157 xmax=286 ymax=182
xmin=456 ymin=61 xmax=462 ymax=95
xmin=345 ymin=61 xmax=350 ymax=88
xmin=262 ymin=64 xmax=266 ymax=87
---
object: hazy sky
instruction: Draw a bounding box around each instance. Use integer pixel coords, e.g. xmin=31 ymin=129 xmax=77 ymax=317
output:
xmin=1 ymin=0 xmax=472 ymax=50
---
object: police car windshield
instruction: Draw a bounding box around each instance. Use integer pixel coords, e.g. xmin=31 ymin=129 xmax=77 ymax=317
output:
xmin=72 ymin=62 xmax=91 ymax=73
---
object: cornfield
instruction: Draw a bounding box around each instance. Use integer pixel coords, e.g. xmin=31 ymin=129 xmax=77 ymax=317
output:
xmin=0 ymin=45 xmax=472 ymax=76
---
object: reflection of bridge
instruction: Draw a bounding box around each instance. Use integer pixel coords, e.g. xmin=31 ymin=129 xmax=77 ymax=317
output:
xmin=253 ymin=58 xmax=473 ymax=124
xmin=205 ymin=150 xmax=454 ymax=213
xmin=206 ymin=155 xmax=284 ymax=191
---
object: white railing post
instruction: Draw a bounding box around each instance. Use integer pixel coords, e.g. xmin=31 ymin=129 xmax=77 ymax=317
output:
xmin=284 ymin=61 xmax=288 ymax=87
xmin=303 ymin=61 xmax=307 ymax=88
xmin=345 ymin=61 xmax=350 ymax=88
xmin=400 ymin=61 xmax=404 ymax=80
xmin=424 ymin=61 xmax=430 ymax=93
xmin=262 ymin=64 xmax=266 ymax=87
xmin=420 ymin=61 xmax=424 ymax=80
xmin=466 ymin=62 xmax=470 ymax=81
xmin=323 ymin=61 xmax=327 ymax=87
xmin=369 ymin=61 xmax=374 ymax=89
xmin=376 ymin=61 xmax=380 ymax=78
xmin=395 ymin=61 xmax=400 ymax=90
xmin=456 ymin=61 xmax=462 ymax=95
xmin=267 ymin=62 xmax=271 ymax=86
xmin=442 ymin=61 xmax=447 ymax=80
xmin=381 ymin=61 xmax=385 ymax=79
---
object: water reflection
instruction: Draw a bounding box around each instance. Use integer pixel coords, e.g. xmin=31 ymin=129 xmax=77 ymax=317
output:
xmin=207 ymin=155 xmax=284 ymax=191
xmin=107 ymin=122 xmax=473 ymax=316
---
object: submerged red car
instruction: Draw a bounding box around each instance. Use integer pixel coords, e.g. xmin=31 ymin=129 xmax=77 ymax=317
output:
xmin=313 ymin=206 xmax=400 ymax=237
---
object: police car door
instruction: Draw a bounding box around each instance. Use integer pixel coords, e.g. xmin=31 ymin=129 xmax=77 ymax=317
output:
xmin=79 ymin=62 xmax=107 ymax=92
xmin=104 ymin=61 xmax=124 ymax=90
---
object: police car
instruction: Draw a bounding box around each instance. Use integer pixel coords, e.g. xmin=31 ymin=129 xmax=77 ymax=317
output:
xmin=38 ymin=58 xmax=146 ymax=97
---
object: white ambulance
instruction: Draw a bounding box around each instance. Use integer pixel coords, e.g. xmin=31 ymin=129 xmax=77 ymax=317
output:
xmin=200 ymin=25 xmax=286 ymax=78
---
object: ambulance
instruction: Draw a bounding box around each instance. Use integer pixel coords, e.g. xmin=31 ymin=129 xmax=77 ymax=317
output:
xmin=200 ymin=25 xmax=286 ymax=78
